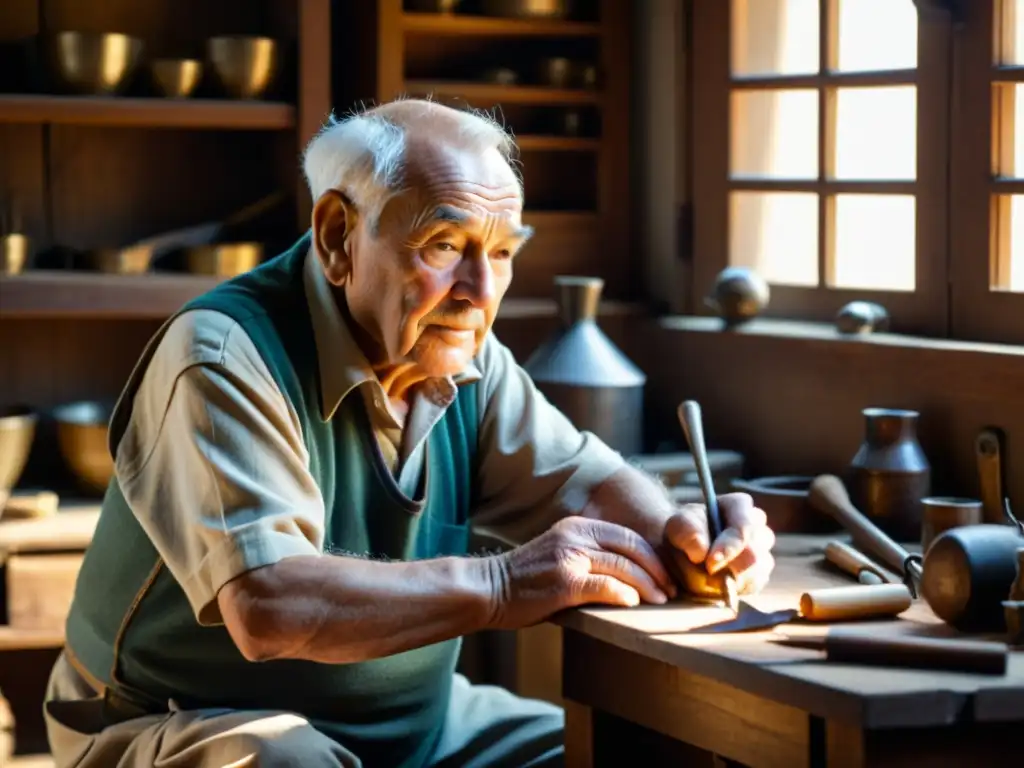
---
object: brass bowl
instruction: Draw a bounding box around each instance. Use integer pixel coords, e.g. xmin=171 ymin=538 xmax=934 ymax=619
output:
xmin=185 ymin=243 xmax=263 ymax=277
xmin=0 ymin=406 xmax=37 ymax=492
xmin=53 ymin=401 xmax=115 ymax=495
xmin=151 ymin=58 xmax=203 ymax=98
xmin=80 ymin=245 xmax=153 ymax=274
xmin=46 ymin=31 xmax=144 ymax=95
xmin=2 ymin=234 xmax=30 ymax=274
xmin=207 ymin=36 xmax=278 ymax=99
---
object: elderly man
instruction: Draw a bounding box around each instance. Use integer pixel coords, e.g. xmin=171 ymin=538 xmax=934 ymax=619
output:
xmin=44 ymin=99 xmax=775 ymax=767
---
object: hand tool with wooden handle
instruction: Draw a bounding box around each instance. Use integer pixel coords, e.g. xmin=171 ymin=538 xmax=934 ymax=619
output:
xmin=689 ymin=583 xmax=912 ymax=633
xmin=975 ymin=427 xmax=1006 ymax=525
xmin=677 ymin=400 xmax=738 ymax=613
xmin=809 ymin=475 xmax=923 ymax=593
xmin=772 ymin=630 xmax=1008 ymax=675
xmin=824 ymin=540 xmax=890 ymax=585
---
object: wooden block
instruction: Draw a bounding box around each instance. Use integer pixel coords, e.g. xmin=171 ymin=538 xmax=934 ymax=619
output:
xmin=4 ymin=552 xmax=83 ymax=631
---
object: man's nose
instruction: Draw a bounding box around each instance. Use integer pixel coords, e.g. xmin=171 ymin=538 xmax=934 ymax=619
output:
xmin=452 ymin=252 xmax=495 ymax=307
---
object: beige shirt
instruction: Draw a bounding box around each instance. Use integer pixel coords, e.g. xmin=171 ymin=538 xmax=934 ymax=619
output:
xmin=115 ymin=246 xmax=625 ymax=625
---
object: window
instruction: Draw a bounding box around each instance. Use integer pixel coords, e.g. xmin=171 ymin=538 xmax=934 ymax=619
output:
xmin=951 ymin=0 xmax=1024 ymax=344
xmin=689 ymin=0 xmax=1024 ymax=344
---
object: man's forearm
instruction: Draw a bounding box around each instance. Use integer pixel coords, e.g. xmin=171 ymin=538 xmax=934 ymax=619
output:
xmin=580 ymin=464 xmax=676 ymax=545
xmin=220 ymin=553 xmax=499 ymax=665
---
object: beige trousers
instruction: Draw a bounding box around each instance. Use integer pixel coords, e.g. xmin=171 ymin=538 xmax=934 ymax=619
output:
xmin=44 ymin=653 xmax=563 ymax=768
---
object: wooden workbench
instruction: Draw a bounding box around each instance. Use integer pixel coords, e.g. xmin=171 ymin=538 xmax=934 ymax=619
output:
xmin=555 ymin=535 xmax=1024 ymax=767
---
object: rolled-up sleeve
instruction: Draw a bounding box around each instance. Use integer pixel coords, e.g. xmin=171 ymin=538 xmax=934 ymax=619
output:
xmin=114 ymin=310 xmax=324 ymax=626
xmin=470 ymin=334 xmax=626 ymax=545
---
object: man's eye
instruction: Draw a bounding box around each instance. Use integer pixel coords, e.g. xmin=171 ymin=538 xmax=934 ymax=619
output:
xmin=492 ymin=248 xmax=512 ymax=260
xmin=434 ymin=242 xmax=458 ymax=252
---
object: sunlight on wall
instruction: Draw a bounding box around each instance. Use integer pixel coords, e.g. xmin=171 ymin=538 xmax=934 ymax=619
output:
xmin=729 ymin=0 xmax=918 ymax=292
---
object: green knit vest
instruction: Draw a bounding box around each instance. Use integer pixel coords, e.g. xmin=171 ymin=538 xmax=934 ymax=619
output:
xmin=64 ymin=233 xmax=479 ymax=767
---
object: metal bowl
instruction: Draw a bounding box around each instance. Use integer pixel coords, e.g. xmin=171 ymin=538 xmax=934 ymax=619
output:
xmin=207 ymin=36 xmax=278 ymax=99
xmin=46 ymin=31 xmax=144 ymax=95
xmin=407 ymin=0 xmax=463 ymax=12
xmin=479 ymin=0 xmax=570 ymax=18
xmin=53 ymin=400 xmax=115 ymax=495
xmin=0 ymin=406 xmax=37 ymax=492
xmin=80 ymin=245 xmax=153 ymax=274
xmin=1 ymin=234 xmax=29 ymax=274
xmin=151 ymin=58 xmax=203 ymax=98
xmin=185 ymin=243 xmax=263 ymax=277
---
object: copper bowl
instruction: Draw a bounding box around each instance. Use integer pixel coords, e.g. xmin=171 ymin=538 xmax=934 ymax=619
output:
xmin=53 ymin=401 xmax=115 ymax=495
xmin=185 ymin=243 xmax=263 ymax=277
xmin=151 ymin=58 xmax=203 ymax=98
xmin=46 ymin=31 xmax=144 ymax=95
xmin=0 ymin=406 xmax=37 ymax=492
xmin=207 ymin=36 xmax=278 ymax=99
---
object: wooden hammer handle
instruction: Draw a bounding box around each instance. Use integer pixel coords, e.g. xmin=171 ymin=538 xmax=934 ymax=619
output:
xmin=825 ymin=631 xmax=1008 ymax=675
xmin=809 ymin=475 xmax=918 ymax=579
xmin=824 ymin=541 xmax=889 ymax=585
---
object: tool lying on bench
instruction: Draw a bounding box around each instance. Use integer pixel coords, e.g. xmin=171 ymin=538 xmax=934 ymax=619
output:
xmin=771 ymin=630 xmax=1009 ymax=675
xmin=687 ymin=582 xmax=913 ymax=633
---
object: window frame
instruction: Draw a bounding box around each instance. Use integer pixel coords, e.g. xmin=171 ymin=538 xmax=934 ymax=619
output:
xmin=949 ymin=0 xmax=1024 ymax=345
xmin=689 ymin=0 xmax=953 ymax=337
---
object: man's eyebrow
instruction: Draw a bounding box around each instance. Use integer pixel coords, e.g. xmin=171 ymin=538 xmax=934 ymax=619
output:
xmin=414 ymin=206 xmax=534 ymax=241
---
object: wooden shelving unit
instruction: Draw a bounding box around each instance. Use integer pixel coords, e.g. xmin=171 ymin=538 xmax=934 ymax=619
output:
xmin=399 ymin=12 xmax=601 ymax=37
xmin=0 ymin=1 xmax=333 ymax=757
xmin=402 ymin=81 xmax=601 ymax=105
xmin=334 ymin=0 xmax=634 ymax=301
xmin=0 ymin=95 xmax=296 ymax=129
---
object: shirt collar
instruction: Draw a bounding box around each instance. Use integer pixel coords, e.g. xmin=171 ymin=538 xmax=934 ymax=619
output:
xmin=302 ymin=244 xmax=482 ymax=421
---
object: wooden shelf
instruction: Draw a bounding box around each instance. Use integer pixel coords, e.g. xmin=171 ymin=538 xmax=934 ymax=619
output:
xmin=0 ymin=626 xmax=64 ymax=653
xmin=0 ymin=271 xmax=222 ymax=319
xmin=402 ymin=81 xmax=600 ymax=105
xmin=515 ymin=135 xmax=600 ymax=151
xmin=0 ymin=95 xmax=296 ymax=130
xmin=401 ymin=12 xmax=601 ymax=37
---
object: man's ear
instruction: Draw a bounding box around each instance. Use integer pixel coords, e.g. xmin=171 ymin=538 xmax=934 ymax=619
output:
xmin=311 ymin=189 xmax=358 ymax=286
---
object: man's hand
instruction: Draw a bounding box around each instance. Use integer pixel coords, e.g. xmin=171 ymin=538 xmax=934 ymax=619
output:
xmin=486 ymin=516 xmax=679 ymax=631
xmin=663 ymin=492 xmax=776 ymax=598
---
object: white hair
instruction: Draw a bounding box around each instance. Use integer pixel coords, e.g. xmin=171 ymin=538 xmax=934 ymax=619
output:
xmin=301 ymin=99 xmax=521 ymax=228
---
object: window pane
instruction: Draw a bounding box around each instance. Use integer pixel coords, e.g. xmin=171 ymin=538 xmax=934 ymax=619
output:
xmin=997 ymin=0 xmax=1024 ymax=65
xmin=730 ymin=191 xmax=818 ymax=286
xmin=831 ymin=194 xmax=915 ymax=291
xmin=730 ymin=90 xmax=819 ymax=179
xmin=836 ymin=0 xmax=917 ymax=72
xmin=992 ymin=84 xmax=1024 ymax=177
xmin=834 ymin=86 xmax=917 ymax=180
xmin=994 ymin=196 xmax=1024 ymax=291
xmin=731 ymin=0 xmax=819 ymax=77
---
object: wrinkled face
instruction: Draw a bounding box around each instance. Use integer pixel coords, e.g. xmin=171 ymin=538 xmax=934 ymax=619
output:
xmin=315 ymin=138 xmax=532 ymax=378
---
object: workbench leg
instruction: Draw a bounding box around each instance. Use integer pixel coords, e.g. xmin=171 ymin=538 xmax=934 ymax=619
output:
xmin=825 ymin=721 xmax=865 ymax=768
xmin=564 ymin=699 xmax=595 ymax=768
